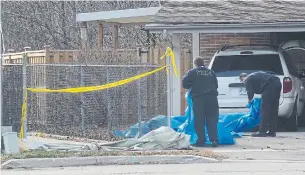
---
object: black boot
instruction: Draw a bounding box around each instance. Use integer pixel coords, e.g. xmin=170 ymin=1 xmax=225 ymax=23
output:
xmin=267 ymin=132 xmax=276 ymax=137
xmin=191 ymin=141 xmax=206 ymax=147
xmin=251 ymin=132 xmax=268 ymax=137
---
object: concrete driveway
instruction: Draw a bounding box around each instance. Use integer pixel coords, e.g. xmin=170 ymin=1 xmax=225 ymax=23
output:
xmin=205 ymin=128 xmax=305 ymax=161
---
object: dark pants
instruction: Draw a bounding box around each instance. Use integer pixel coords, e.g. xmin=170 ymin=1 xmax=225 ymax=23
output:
xmin=260 ymin=77 xmax=282 ymax=133
xmin=192 ymin=95 xmax=219 ymax=145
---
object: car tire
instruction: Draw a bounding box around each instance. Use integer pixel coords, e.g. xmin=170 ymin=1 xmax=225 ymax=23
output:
xmin=285 ymin=100 xmax=298 ymax=132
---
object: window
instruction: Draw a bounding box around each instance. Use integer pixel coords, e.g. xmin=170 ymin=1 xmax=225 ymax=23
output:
xmin=211 ymin=54 xmax=284 ymax=77
xmin=282 ymin=51 xmax=299 ymax=77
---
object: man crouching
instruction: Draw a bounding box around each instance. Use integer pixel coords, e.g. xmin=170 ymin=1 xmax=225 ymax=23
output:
xmin=240 ymin=72 xmax=282 ymax=137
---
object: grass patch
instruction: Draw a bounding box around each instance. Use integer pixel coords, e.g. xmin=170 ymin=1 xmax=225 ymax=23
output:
xmin=1 ymin=149 xmax=226 ymax=163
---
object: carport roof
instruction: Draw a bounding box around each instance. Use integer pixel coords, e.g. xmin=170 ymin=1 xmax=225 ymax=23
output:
xmin=151 ymin=1 xmax=305 ymax=24
xmin=76 ymin=7 xmax=161 ymax=24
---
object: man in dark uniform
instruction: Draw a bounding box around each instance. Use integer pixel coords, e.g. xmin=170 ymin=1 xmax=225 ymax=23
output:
xmin=240 ymin=72 xmax=282 ymax=137
xmin=182 ymin=57 xmax=219 ymax=147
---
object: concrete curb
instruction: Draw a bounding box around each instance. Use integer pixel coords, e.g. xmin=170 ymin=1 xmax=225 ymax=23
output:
xmin=222 ymin=159 xmax=305 ymax=163
xmin=1 ymin=155 xmax=219 ymax=169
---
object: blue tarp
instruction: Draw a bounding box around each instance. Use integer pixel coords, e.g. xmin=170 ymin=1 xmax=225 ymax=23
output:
xmin=114 ymin=92 xmax=261 ymax=145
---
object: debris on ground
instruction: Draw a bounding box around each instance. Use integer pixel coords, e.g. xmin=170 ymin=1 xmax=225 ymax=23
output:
xmin=0 ymin=126 xmax=227 ymax=164
xmin=28 ymin=132 xmax=118 ymax=142
xmin=20 ymin=127 xmax=191 ymax=152
xmin=1 ymin=149 xmax=226 ymax=163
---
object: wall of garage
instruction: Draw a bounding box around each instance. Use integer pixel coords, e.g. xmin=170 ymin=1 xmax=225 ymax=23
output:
xmin=199 ymin=33 xmax=271 ymax=65
xmin=198 ymin=32 xmax=305 ymax=70
xmin=276 ymin=32 xmax=305 ymax=44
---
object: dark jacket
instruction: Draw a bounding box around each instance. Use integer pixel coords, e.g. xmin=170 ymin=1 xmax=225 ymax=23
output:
xmin=182 ymin=66 xmax=218 ymax=98
xmin=245 ymin=71 xmax=278 ymax=101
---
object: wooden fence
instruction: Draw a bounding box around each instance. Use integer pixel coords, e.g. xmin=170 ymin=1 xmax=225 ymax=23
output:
xmin=3 ymin=49 xmax=74 ymax=64
xmin=3 ymin=47 xmax=169 ymax=65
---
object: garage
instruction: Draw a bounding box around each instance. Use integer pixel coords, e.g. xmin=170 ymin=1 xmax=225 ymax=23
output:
xmin=145 ymin=1 xmax=305 ymax=129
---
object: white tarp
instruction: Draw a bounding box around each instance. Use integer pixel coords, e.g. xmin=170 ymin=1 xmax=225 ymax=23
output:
xmin=99 ymin=127 xmax=191 ymax=151
xmin=19 ymin=127 xmax=191 ymax=152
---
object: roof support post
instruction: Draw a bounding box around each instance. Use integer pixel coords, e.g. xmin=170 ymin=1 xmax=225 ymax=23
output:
xmin=113 ymin=25 xmax=119 ymax=49
xmin=98 ymin=23 xmax=104 ymax=49
xmin=192 ymin=32 xmax=200 ymax=67
xmin=80 ymin=22 xmax=88 ymax=50
xmin=168 ymin=33 xmax=181 ymax=116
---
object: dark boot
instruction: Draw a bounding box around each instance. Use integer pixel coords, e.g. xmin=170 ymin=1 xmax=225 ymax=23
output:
xmin=267 ymin=132 xmax=276 ymax=137
xmin=191 ymin=143 xmax=206 ymax=147
xmin=251 ymin=132 xmax=268 ymax=137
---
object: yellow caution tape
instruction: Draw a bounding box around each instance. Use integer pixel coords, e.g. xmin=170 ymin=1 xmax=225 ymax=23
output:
xmin=27 ymin=65 xmax=168 ymax=93
xmin=160 ymin=47 xmax=178 ymax=77
xmin=19 ymin=91 xmax=27 ymax=139
xmin=37 ymin=132 xmax=43 ymax=137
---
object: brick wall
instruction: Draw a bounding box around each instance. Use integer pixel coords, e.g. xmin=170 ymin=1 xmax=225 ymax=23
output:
xmin=200 ymin=33 xmax=271 ymax=65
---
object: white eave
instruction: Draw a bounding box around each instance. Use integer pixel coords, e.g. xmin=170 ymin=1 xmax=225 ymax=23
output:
xmin=76 ymin=7 xmax=161 ymax=24
xmin=145 ymin=22 xmax=305 ymax=33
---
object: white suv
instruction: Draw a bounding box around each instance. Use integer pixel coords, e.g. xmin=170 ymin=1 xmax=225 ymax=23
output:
xmin=208 ymin=43 xmax=305 ymax=131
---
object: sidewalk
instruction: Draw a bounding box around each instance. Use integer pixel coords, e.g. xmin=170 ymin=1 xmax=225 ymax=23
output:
xmin=3 ymin=161 xmax=305 ymax=175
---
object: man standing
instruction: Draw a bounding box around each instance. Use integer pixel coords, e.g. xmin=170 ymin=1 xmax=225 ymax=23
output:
xmin=240 ymin=72 xmax=282 ymax=137
xmin=182 ymin=57 xmax=219 ymax=147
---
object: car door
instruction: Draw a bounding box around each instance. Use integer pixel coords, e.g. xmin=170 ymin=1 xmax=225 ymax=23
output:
xmin=280 ymin=40 xmax=305 ymax=115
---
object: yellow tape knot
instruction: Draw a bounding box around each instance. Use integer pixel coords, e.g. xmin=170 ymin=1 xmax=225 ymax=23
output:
xmin=160 ymin=47 xmax=178 ymax=77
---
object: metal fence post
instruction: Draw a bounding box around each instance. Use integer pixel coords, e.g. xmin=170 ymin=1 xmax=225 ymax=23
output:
xmin=0 ymin=45 xmax=3 ymax=130
xmin=80 ymin=66 xmax=85 ymax=135
xmin=166 ymin=56 xmax=173 ymax=128
xmin=22 ymin=47 xmax=30 ymax=138
xmin=106 ymin=68 xmax=112 ymax=133
xmin=137 ymin=78 xmax=142 ymax=138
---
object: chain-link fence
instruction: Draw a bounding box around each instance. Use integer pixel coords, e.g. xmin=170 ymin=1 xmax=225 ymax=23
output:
xmin=2 ymin=64 xmax=167 ymax=140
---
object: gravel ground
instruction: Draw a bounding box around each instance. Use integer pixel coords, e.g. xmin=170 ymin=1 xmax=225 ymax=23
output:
xmin=1 ymin=148 xmax=225 ymax=163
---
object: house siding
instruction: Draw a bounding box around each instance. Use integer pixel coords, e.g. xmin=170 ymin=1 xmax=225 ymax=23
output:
xmin=199 ymin=33 xmax=271 ymax=65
